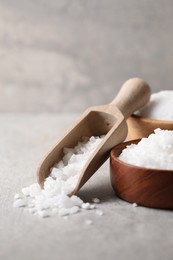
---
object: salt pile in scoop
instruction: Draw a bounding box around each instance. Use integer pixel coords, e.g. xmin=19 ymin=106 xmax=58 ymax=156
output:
xmin=136 ymin=90 xmax=173 ymax=120
xmin=119 ymin=128 xmax=173 ymax=170
xmin=13 ymin=136 xmax=103 ymax=218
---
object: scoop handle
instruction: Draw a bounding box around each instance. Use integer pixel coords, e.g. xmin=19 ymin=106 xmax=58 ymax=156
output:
xmin=111 ymin=78 xmax=151 ymax=119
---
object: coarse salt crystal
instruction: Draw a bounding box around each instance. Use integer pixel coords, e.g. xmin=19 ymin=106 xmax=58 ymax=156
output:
xmin=37 ymin=210 xmax=51 ymax=218
xmin=28 ymin=183 xmax=41 ymax=197
xmin=69 ymin=206 xmax=80 ymax=215
xmin=132 ymin=203 xmax=138 ymax=208
xmin=85 ymin=219 xmax=93 ymax=225
xmin=14 ymin=193 xmax=21 ymax=200
xmin=92 ymin=198 xmax=101 ymax=204
xmin=13 ymin=199 xmax=27 ymax=208
xmin=58 ymin=194 xmax=77 ymax=209
xmin=14 ymin=135 xmax=104 ymax=218
xmin=22 ymin=187 xmax=30 ymax=196
xmin=81 ymin=202 xmax=91 ymax=210
xmin=136 ymin=90 xmax=173 ymax=120
xmin=95 ymin=209 xmax=104 ymax=216
xmin=70 ymin=195 xmax=83 ymax=207
xmin=119 ymin=129 xmax=173 ymax=170
xmin=89 ymin=204 xmax=96 ymax=210
xmin=59 ymin=208 xmax=72 ymax=217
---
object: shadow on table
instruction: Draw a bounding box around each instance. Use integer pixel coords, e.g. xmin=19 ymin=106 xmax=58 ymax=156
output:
xmin=77 ymin=177 xmax=118 ymax=204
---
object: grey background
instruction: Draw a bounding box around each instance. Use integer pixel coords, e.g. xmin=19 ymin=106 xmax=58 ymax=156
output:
xmin=0 ymin=0 xmax=173 ymax=112
xmin=1 ymin=2 xmax=173 ymax=260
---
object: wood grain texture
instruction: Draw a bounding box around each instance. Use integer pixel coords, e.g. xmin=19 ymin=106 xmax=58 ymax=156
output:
xmin=37 ymin=78 xmax=150 ymax=195
xmin=110 ymin=140 xmax=173 ymax=209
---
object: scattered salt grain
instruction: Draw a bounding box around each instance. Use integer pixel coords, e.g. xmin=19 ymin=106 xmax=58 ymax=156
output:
xmin=95 ymin=209 xmax=104 ymax=216
xmin=59 ymin=208 xmax=72 ymax=217
xmin=69 ymin=206 xmax=80 ymax=215
xmin=81 ymin=202 xmax=91 ymax=210
xmin=119 ymin=129 xmax=173 ymax=170
xmin=85 ymin=219 xmax=93 ymax=225
xmin=92 ymin=198 xmax=101 ymax=204
xmin=13 ymin=199 xmax=27 ymax=208
xmin=81 ymin=203 xmax=96 ymax=210
xmin=22 ymin=187 xmax=30 ymax=197
xmin=59 ymin=206 xmax=80 ymax=216
xmin=37 ymin=210 xmax=51 ymax=218
xmin=136 ymin=90 xmax=173 ymax=120
xmin=13 ymin=136 xmax=104 ymax=217
xmin=132 ymin=203 xmax=138 ymax=208
xmin=14 ymin=193 xmax=21 ymax=200
xmin=89 ymin=204 xmax=96 ymax=210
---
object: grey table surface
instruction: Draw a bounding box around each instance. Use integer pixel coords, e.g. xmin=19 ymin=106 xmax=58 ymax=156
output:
xmin=0 ymin=113 xmax=173 ymax=260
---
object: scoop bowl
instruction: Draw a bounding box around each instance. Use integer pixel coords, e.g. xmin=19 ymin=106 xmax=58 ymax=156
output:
xmin=110 ymin=139 xmax=173 ymax=209
xmin=37 ymin=78 xmax=151 ymax=195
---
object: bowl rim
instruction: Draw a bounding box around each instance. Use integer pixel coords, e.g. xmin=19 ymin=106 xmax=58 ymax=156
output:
xmin=131 ymin=114 xmax=173 ymax=124
xmin=111 ymin=139 xmax=173 ymax=173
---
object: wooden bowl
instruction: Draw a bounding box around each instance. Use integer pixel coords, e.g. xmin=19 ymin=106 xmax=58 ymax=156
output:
xmin=110 ymin=139 xmax=173 ymax=209
xmin=127 ymin=115 xmax=173 ymax=140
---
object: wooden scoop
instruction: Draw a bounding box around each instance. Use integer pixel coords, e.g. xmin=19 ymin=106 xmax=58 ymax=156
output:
xmin=37 ymin=78 xmax=151 ymax=196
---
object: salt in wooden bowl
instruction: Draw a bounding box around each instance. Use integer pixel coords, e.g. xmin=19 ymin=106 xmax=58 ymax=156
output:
xmin=110 ymin=139 xmax=173 ymax=209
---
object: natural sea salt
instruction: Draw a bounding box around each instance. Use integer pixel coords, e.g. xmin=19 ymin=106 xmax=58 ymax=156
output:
xmin=85 ymin=219 xmax=93 ymax=225
xmin=95 ymin=209 xmax=104 ymax=216
xmin=13 ymin=136 xmax=104 ymax=217
xmin=92 ymin=198 xmax=101 ymax=204
xmin=132 ymin=203 xmax=138 ymax=208
xmin=119 ymin=128 xmax=173 ymax=170
xmin=136 ymin=90 xmax=173 ymax=120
